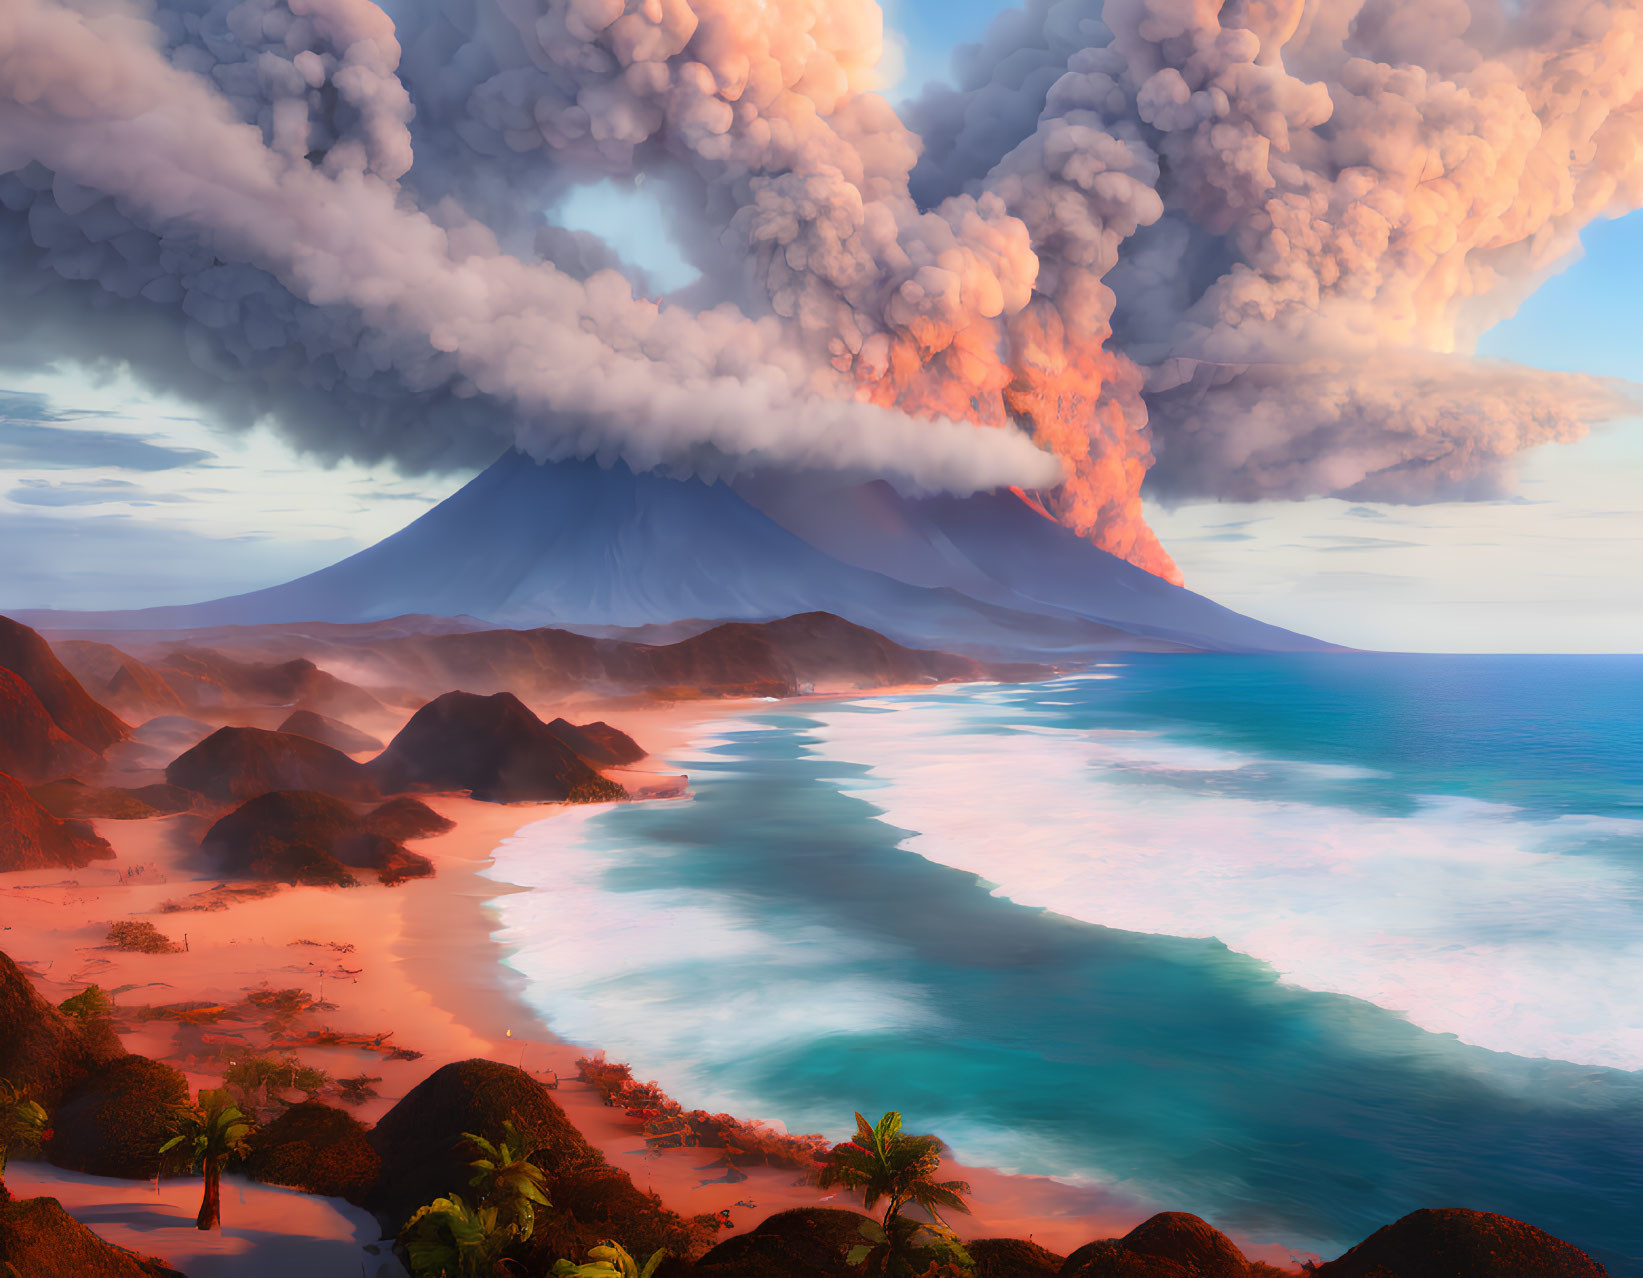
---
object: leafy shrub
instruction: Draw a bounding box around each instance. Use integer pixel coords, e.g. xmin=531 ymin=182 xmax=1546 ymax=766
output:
xmin=57 ymin=986 xmax=112 ymax=1023
xmin=337 ymin=1074 xmax=381 ymax=1105
xmin=223 ymin=1054 xmax=329 ymax=1112
xmin=105 ymin=921 xmax=182 ymax=954
xmin=573 ymin=1057 xmax=826 ymax=1171
xmin=244 ymin=986 xmax=327 ymax=1027
xmin=566 ymin=777 xmax=628 ymax=804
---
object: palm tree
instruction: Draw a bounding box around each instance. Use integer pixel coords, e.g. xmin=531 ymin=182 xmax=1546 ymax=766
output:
xmin=158 ymin=1088 xmax=257 ymax=1230
xmin=818 ymin=1112 xmax=973 ymax=1278
xmin=0 ymin=1079 xmax=49 ymax=1201
xmin=550 ymin=1239 xmax=668 ymax=1277
xmin=464 ymin=1120 xmax=551 ymax=1238
xmin=819 ymin=1111 xmax=971 ymax=1228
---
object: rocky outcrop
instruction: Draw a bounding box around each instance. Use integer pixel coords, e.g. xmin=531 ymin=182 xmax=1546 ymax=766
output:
xmin=201 ymin=790 xmax=432 ymax=886
xmin=47 ymin=1054 xmax=189 ymax=1180
xmin=0 ymin=616 xmax=129 ymax=752
xmin=166 ymin=726 xmax=377 ymax=801
xmin=0 ymin=1196 xmax=183 ymax=1277
xmin=0 ymin=773 xmax=115 ymax=871
xmin=367 ymin=692 xmax=625 ymax=803
xmin=1315 ymin=1209 xmax=1609 ymax=1278
xmin=277 ymin=709 xmax=384 ymax=754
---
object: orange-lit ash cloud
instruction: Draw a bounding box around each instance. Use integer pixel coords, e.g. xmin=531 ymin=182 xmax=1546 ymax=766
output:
xmin=4 ymin=0 xmax=1642 ymax=588
xmin=1004 ymin=308 xmax=1180 ymax=584
xmin=859 ymin=303 xmax=1181 ymax=584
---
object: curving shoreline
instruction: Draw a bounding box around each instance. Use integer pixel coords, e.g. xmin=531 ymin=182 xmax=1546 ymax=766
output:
xmin=4 ymin=688 xmax=1266 ymax=1275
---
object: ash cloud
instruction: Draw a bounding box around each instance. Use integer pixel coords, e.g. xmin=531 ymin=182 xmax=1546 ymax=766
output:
xmin=0 ymin=0 xmax=1639 ymax=580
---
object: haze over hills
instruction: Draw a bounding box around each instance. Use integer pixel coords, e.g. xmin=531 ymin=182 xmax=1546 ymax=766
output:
xmin=16 ymin=453 xmax=1329 ymax=656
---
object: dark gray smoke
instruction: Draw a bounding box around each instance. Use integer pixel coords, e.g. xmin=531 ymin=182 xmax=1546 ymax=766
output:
xmin=1 ymin=0 xmax=1638 ymax=577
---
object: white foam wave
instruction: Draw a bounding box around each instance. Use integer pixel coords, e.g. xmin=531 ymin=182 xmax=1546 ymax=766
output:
xmin=801 ymin=700 xmax=1643 ymax=1071
xmin=482 ymin=810 xmax=940 ymax=1114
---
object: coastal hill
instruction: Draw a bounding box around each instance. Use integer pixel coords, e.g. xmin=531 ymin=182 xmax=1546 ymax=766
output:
xmin=368 ymin=691 xmax=629 ymax=803
xmin=165 ymin=726 xmax=380 ymax=802
xmin=0 ymin=772 xmax=113 ymax=871
xmin=0 ymin=615 xmax=128 ymax=753
xmin=43 ymin=611 xmax=1042 ymax=717
xmin=14 ymin=453 xmax=1329 ymax=658
xmin=0 ymin=668 xmax=97 ymax=783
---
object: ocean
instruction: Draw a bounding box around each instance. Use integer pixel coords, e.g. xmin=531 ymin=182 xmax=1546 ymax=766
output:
xmin=484 ymin=655 xmax=1643 ymax=1274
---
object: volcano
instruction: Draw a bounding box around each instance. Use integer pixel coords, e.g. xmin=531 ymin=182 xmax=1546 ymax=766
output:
xmin=23 ymin=453 xmax=1326 ymax=655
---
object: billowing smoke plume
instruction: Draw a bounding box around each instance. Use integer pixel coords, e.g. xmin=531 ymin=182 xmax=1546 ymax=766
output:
xmin=0 ymin=0 xmax=1060 ymax=496
xmin=908 ymin=0 xmax=1643 ymax=504
xmin=1 ymin=0 xmax=1640 ymax=584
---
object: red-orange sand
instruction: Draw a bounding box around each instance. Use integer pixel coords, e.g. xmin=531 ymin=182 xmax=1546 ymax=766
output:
xmin=1 ymin=693 xmax=1305 ymax=1275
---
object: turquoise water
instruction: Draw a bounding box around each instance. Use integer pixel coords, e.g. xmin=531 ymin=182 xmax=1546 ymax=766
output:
xmin=488 ymin=655 xmax=1643 ymax=1273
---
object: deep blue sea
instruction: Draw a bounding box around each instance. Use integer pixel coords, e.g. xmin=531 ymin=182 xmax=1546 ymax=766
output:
xmin=486 ymin=655 xmax=1643 ymax=1273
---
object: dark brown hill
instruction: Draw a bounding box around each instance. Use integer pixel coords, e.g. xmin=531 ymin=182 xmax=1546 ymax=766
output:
xmin=335 ymin=611 xmax=1028 ymax=700
xmin=1060 ymin=1212 xmax=1253 ymax=1277
xmin=48 ymin=1054 xmax=190 ymax=1180
xmin=0 ymin=669 xmax=97 ymax=783
xmin=695 ymin=1206 xmax=873 ymax=1276
xmin=54 ymin=640 xmax=187 ymax=720
xmin=161 ymin=649 xmax=382 ymax=717
xmin=1314 ymin=1208 xmax=1608 ymax=1278
xmin=0 ymin=1197 xmax=183 ymax=1277
xmin=278 ymin=708 xmax=384 ymax=753
xmin=202 ymin=790 xmax=431 ymax=886
xmin=166 ymin=726 xmax=377 ymax=802
xmin=367 ymin=1059 xmax=695 ymax=1266
xmin=363 ymin=796 xmax=455 ymax=841
xmin=368 ymin=691 xmax=625 ymax=803
xmin=0 ymin=773 xmax=115 ymax=871
xmin=0 ymin=616 xmax=129 ymax=751
xmin=546 ymin=717 xmax=646 ymax=766
xmin=0 ymin=950 xmax=123 ymax=1106
xmin=970 ymin=1237 xmax=1066 ymax=1277
xmin=28 ymin=778 xmax=199 ymax=820
xmin=244 ymin=1100 xmax=381 ymax=1203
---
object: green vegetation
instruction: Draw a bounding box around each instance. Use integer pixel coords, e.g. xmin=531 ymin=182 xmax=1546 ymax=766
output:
xmin=573 ymin=1056 xmax=827 ymax=1170
xmin=401 ymin=1194 xmax=519 ymax=1278
xmin=400 ymin=1120 xmax=553 ymax=1278
xmin=159 ymin=1088 xmax=257 ymax=1230
xmin=223 ymin=1054 xmax=329 ymax=1111
xmin=0 ymin=1078 xmax=49 ymax=1185
xmin=464 ymin=1121 xmax=552 ymax=1239
xmin=551 ymin=1239 xmax=668 ymax=1277
xmin=57 ymin=985 xmax=113 ymax=1023
xmin=106 ymin=920 xmax=183 ymax=953
xmin=336 ymin=1073 xmax=382 ymax=1105
xmin=819 ymin=1111 xmax=975 ymax=1278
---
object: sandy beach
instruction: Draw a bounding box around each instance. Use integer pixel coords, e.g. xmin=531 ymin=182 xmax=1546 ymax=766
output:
xmin=2 ymin=688 xmax=1302 ymax=1276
